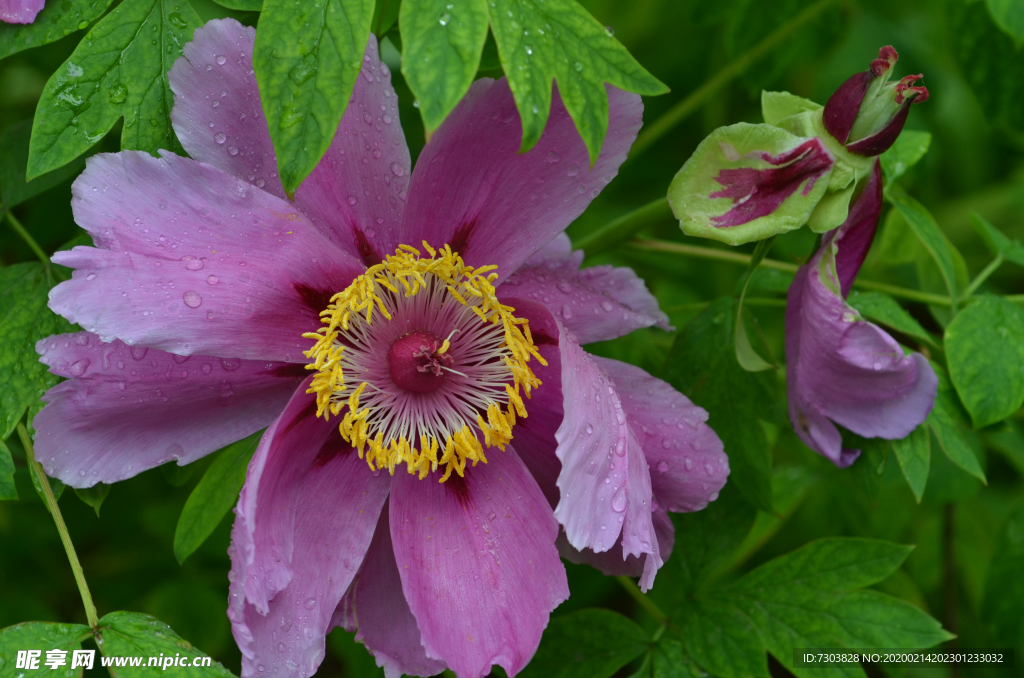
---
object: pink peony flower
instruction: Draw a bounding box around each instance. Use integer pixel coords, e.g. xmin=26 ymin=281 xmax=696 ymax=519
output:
xmin=35 ymin=18 xmax=729 ymax=678
xmin=0 ymin=0 xmax=43 ymax=24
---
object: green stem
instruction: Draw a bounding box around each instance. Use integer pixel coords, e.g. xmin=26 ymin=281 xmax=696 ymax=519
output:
xmin=5 ymin=209 xmax=50 ymax=268
xmin=963 ymin=254 xmax=1003 ymax=298
xmin=630 ymin=0 xmax=838 ymax=157
xmin=16 ymin=422 xmax=99 ymax=630
xmin=616 ymin=576 xmax=668 ymax=625
xmin=574 ymin=197 xmax=673 ymax=255
xmin=629 ymin=239 xmax=955 ymax=307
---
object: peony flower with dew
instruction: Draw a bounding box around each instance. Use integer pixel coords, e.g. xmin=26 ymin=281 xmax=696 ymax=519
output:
xmin=33 ymin=18 xmax=729 ymax=678
xmin=0 ymin=0 xmax=43 ymax=24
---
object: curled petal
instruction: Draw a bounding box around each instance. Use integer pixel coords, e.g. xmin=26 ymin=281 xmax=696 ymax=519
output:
xmin=33 ymin=332 xmax=304 ymax=487
xmin=558 ymin=509 xmax=675 ymax=579
xmin=670 ymin=123 xmax=835 ymax=245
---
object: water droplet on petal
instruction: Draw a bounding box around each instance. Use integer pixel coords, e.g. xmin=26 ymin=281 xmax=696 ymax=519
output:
xmin=183 ymin=291 xmax=203 ymax=308
xmin=567 ymin=161 xmax=580 ymax=177
xmin=611 ymin=487 xmax=627 ymax=512
xmin=390 ymin=162 xmax=404 ymax=177
xmin=214 ymin=132 xmax=226 ymax=144
xmin=227 ymin=146 xmax=239 ymax=156
xmin=304 ymin=597 xmax=317 ymax=610
xmin=207 ymin=275 xmax=219 ymax=284
xmin=216 ymin=55 xmax=227 ymax=65
xmin=657 ymin=460 xmax=669 ymax=473
xmin=69 ymin=359 xmax=90 ymax=377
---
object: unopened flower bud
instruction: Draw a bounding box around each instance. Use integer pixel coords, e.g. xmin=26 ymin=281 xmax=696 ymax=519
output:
xmin=823 ymin=45 xmax=928 ymax=156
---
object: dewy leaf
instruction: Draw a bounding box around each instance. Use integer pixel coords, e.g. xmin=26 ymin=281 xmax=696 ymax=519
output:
xmin=945 ymin=296 xmax=1024 ymax=428
xmin=846 ymin=291 xmax=937 ymax=348
xmin=75 ymin=483 xmax=111 ymax=517
xmin=96 ymin=612 xmax=235 ymax=677
xmin=174 ymin=430 xmax=261 ymax=564
xmin=887 ymin=188 xmax=958 ymax=306
xmin=0 ymin=120 xmax=93 ymax=210
xmin=254 ymin=0 xmax=375 ymax=196
xmin=0 ymin=0 xmax=114 ymax=61
xmin=985 ymin=0 xmax=1024 ymax=45
xmin=519 ymin=609 xmax=649 ymax=678
xmin=486 ymin=0 xmax=668 ymax=163
xmin=669 ymin=123 xmax=834 ymax=246
xmin=891 ymin=425 xmax=930 ymax=503
xmin=735 ymin=236 xmax=777 ymax=372
xmin=969 ymin=211 xmax=1024 ymax=268
xmin=400 ymin=0 xmax=489 ymax=133
xmin=981 ymin=502 xmax=1024 ymax=646
xmin=0 ymin=436 xmax=17 ymax=501
xmin=927 ymin=363 xmax=986 ymax=483
xmin=663 ymin=298 xmax=776 ymax=513
xmin=0 ymin=263 xmax=74 ymax=440
xmin=27 ymin=0 xmax=201 ymax=180
xmin=879 ymin=129 xmax=931 ymax=185
xmin=0 ymin=621 xmax=92 ymax=677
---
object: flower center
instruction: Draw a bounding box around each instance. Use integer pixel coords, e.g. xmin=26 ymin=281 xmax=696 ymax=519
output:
xmin=303 ymin=243 xmax=546 ymax=482
xmin=387 ymin=330 xmax=453 ymax=393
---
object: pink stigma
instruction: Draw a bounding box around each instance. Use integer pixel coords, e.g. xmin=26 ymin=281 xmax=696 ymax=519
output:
xmin=388 ymin=330 xmax=454 ymax=393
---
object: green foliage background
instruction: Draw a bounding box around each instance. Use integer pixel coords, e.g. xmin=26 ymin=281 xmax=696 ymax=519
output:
xmin=1 ymin=0 xmax=1023 ymax=677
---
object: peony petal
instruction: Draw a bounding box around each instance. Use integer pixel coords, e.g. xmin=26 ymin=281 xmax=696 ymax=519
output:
xmin=347 ymin=504 xmax=448 ymax=678
xmin=551 ymin=323 xmax=661 ymax=590
xmin=390 ymin=444 xmax=568 ymax=678
xmin=32 ymin=332 xmax=305 ymax=488
xmin=501 ymin=239 xmax=670 ymax=344
xmin=170 ymin=19 xmax=287 ymax=200
xmin=592 ymin=356 xmax=728 ymax=513
xmin=52 ymin=150 xmax=365 ymax=362
xmin=834 ymin=161 xmax=882 ymax=296
xmin=0 ymin=0 xmax=43 ymax=24
xmin=171 ymin=24 xmax=409 ymax=262
xmin=401 ymin=80 xmax=641 ymax=281
xmin=229 ymin=380 xmax=391 ymax=678
xmin=786 ymin=234 xmax=938 ymax=467
xmin=558 ymin=508 xmax=674 ymax=579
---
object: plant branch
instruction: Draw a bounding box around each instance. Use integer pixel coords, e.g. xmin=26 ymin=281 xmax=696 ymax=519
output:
xmin=574 ymin=197 xmax=673 ymax=255
xmin=629 ymin=239 xmax=955 ymax=307
xmin=963 ymin=254 xmax=1003 ymax=298
xmin=5 ymin=209 xmax=50 ymax=268
xmin=629 ymin=0 xmax=838 ymax=158
xmin=17 ymin=422 xmax=99 ymax=630
xmin=616 ymin=576 xmax=668 ymax=625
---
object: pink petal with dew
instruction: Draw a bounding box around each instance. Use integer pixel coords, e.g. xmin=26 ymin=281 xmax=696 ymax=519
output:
xmin=170 ymin=21 xmax=409 ymax=262
xmin=711 ymin=138 xmax=833 ymax=228
xmin=552 ymin=322 xmax=661 ymax=590
xmin=0 ymin=0 xmax=43 ymax=24
xmin=229 ymin=380 xmax=391 ymax=678
xmin=33 ymin=332 xmax=305 ymax=488
xmin=593 ymin=356 xmax=728 ymax=513
xmin=500 ymin=233 xmax=671 ymax=344
xmin=52 ymin=151 xmax=365 ymax=362
xmin=401 ymin=80 xmax=641 ymax=282
xmin=390 ymin=443 xmax=568 ymax=678
xmin=340 ymin=504 xmax=448 ymax=678
xmin=558 ymin=509 xmax=675 ymax=579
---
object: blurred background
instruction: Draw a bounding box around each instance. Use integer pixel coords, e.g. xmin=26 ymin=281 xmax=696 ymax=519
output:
xmin=1 ymin=0 xmax=1022 ymax=676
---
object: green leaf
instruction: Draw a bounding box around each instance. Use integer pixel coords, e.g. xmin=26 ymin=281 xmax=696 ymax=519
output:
xmin=735 ymin=237 xmax=777 ymax=372
xmin=0 ymin=437 xmax=16 ymax=501
xmin=519 ymin=609 xmax=649 ymax=678
xmin=0 ymin=263 xmax=73 ymax=439
xmin=846 ymin=291 xmax=937 ymax=347
xmin=952 ymin=0 xmax=1024 ymax=130
xmin=879 ymin=129 xmax=931 ymax=185
xmin=0 ymin=0 xmax=114 ymax=61
xmin=986 ymin=0 xmax=1024 ymax=45
xmin=0 ymin=621 xmax=92 ymax=678
xmin=651 ymin=638 xmax=705 ymax=678
xmin=663 ymin=298 xmax=776 ymax=513
xmin=486 ymin=0 xmax=668 ymax=163
xmin=174 ymin=431 xmax=261 ymax=564
xmin=678 ymin=598 xmax=768 ymax=678
xmin=891 ymin=425 xmax=930 ymax=503
xmin=75 ymin=483 xmax=111 ymax=517
xmin=399 ymin=0 xmax=488 ymax=133
xmin=887 ymin=188 xmax=958 ymax=306
xmin=969 ymin=212 xmax=1024 ymax=268
xmin=981 ymin=502 xmax=1024 ymax=646
xmin=96 ymin=612 xmax=235 ymax=677
xmin=0 ymin=121 xmax=93 ymax=210
xmin=212 ymin=0 xmax=263 ymax=10
xmin=371 ymin=0 xmax=400 ymax=35
xmin=945 ymin=296 xmax=1024 ymax=428
xmin=27 ymin=0 xmax=201 ymax=180
xmin=926 ymin=364 xmax=986 ymax=483
xmin=254 ymin=0 xmax=374 ymax=196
